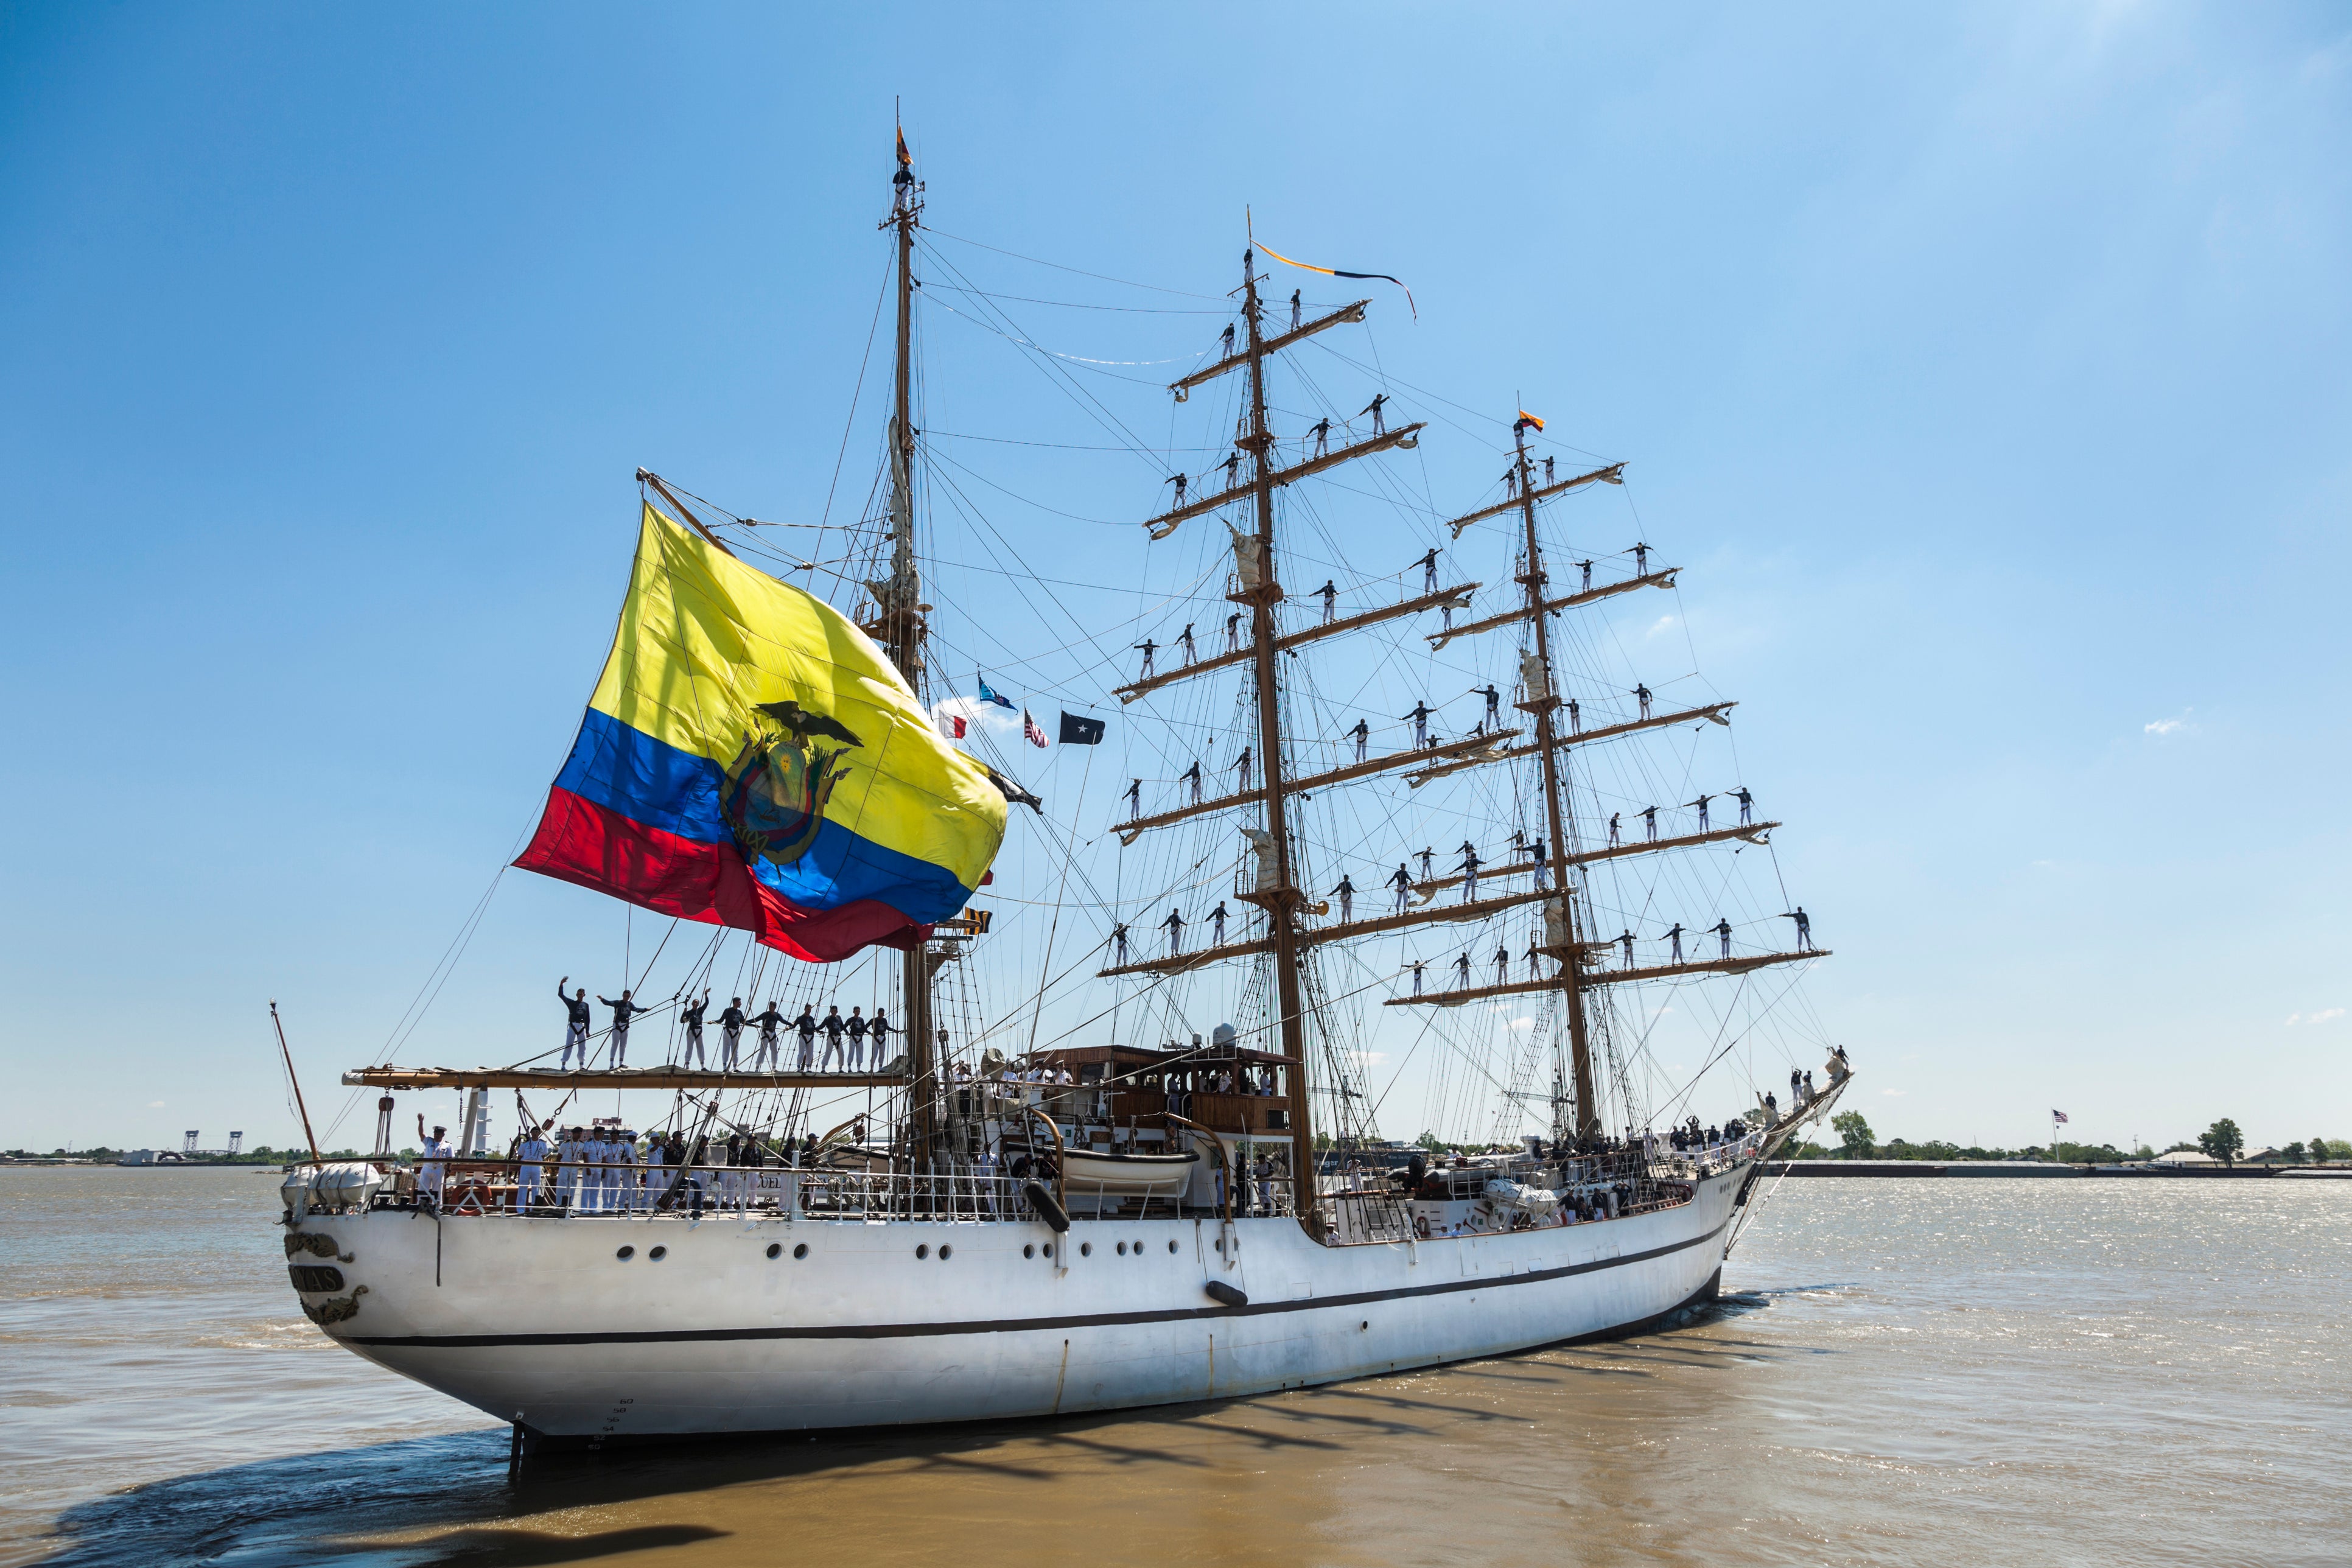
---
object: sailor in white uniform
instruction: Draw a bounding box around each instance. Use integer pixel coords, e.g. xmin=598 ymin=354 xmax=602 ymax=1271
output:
xmin=556 ymin=1127 xmax=584 ymax=1213
xmin=513 ymin=1123 xmax=549 ymax=1213
xmin=415 ymin=1116 xmax=450 ymax=1209
xmin=639 ymin=1130 xmax=665 ymax=1213
xmin=604 ymin=1129 xmax=634 ymax=1213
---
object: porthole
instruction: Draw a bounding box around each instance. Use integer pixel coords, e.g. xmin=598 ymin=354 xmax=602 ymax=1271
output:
xmin=615 ymin=1245 xmax=634 ymax=1260
xmin=1132 ymin=1241 xmax=1143 ymax=1257
xmin=917 ymin=1244 xmax=931 ymax=1259
xmin=766 ymin=1242 xmax=782 ymax=1259
xmin=1023 ymin=1244 xmax=1035 ymax=1259
xmin=1042 ymin=1242 xmax=1053 ymax=1259
xmin=939 ymin=1244 xmax=953 ymax=1261
xmin=1116 ymin=1241 xmax=1127 ymax=1256
xmin=1167 ymin=1239 xmax=1179 ymax=1254
xmin=648 ymin=1245 xmax=667 ymax=1261
xmin=1080 ymin=1242 xmax=1093 ymax=1257
xmin=793 ymin=1243 xmax=809 ymax=1260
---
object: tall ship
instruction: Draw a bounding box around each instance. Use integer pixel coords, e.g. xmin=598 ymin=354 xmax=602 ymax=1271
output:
xmin=276 ymin=133 xmax=1852 ymax=1446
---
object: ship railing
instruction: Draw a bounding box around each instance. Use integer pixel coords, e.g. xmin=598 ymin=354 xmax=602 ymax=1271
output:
xmin=348 ymin=1158 xmax=1259 ymax=1224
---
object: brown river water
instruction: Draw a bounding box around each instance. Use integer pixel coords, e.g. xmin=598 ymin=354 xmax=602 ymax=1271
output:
xmin=4 ymin=1166 xmax=2347 ymax=1567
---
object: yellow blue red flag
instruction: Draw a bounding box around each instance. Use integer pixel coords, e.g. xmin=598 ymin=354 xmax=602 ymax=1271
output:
xmin=516 ymin=505 xmax=1007 ymax=962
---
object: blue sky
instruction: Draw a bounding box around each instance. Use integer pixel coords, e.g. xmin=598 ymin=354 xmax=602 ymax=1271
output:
xmin=2 ymin=2 xmax=2346 ymax=1156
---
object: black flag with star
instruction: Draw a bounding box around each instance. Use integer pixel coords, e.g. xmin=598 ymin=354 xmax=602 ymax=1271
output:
xmin=1058 ymin=712 xmax=1106 ymax=745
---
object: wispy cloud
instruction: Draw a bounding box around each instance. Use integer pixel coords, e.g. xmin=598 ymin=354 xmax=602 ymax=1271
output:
xmin=149 ymin=1100 xmax=165 ymax=1107
xmin=1645 ymin=615 xmax=1678 ymax=639
xmin=2144 ymin=708 xmax=2194 ymax=738
xmin=2286 ymin=1008 xmax=2345 ymax=1026
xmin=1881 ymin=1088 xmax=1906 ymax=1097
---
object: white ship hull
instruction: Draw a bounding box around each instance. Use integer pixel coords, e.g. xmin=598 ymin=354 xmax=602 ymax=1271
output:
xmin=290 ymin=1169 xmax=1745 ymax=1441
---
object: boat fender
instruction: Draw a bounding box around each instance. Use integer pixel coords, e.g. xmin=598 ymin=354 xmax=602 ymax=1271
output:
xmin=1204 ymin=1280 xmax=1247 ymax=1309
xmin=1023 ymin=1181 xmax=1069 ymax=1233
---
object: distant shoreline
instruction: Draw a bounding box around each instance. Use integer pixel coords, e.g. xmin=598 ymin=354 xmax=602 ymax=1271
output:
xmin=1765 ymin=1160 xmax=2352 ymax=1179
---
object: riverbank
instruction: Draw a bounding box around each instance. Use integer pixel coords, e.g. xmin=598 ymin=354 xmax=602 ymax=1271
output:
xmin=1764 ymin=1159 xmax=2352 ymax=1178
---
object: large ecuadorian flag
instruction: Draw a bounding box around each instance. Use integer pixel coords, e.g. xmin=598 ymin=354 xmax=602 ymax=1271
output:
xmin=516 ymin=505 xmax=1008 ymax=962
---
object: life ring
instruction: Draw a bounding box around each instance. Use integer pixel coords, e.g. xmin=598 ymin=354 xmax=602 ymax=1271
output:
xmin=1413 ymin=1212 xmax=1430 ymax=1240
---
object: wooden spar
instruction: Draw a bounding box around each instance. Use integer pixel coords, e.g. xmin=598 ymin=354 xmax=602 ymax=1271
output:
xmin=636 ymin=470 xmax=739 ymax=558
xmin=1138 ymin=422 xmax=1426 ymax=537
xmin=1426 ymin=568 xmax=1678 ymax=650
xmin=1169 ymin=300 xmax=1368 ymax=399
xmin=1097 ymin=887 xmax=1556 ymax=979
xmin=1407 ymin=855 xmax=1547 ymax=900
xmin=1113 ymin=581 xmax=1480 ymax=704
xmin=1441 ymin=462 xmax=1624 ymax=539
xmin=1404 ymin=701 xmax=1737 ymax=787
xmin=1237 ymin=253 xmax=1320 ymax=1242
xmin=1109 ymin=730 xmax=1521 ymax=844
xmin=342 ymin=1067 xmax=912 ymax=1091
xmin=1381 ymin=947 xmax=1830 ymax=1007
xmin=883 ymin=141 xmax=937 ymax=1154
xmin=271 ymin=1002 xmax=323 ymax=1168
xmin=1564 ymin=821 xmax=1779 ymax=868
xmin=1514 ymin=423 xmax=1600 ymax=1141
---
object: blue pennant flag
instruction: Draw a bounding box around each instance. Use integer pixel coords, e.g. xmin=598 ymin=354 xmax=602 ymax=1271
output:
xmin=977 ymin=674 xmax=1017 ymax=711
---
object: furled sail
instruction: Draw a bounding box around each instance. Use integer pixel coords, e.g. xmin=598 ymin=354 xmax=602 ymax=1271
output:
xmin=516 ymin=504 xmax=1007 ymax=961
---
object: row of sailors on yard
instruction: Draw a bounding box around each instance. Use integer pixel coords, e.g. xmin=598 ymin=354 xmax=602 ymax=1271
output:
xmin=557 ymin=978 xmax=895 ymax=1073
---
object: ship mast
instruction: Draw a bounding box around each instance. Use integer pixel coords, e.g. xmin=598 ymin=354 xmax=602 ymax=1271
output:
xmin=1511 ymin=424 xmax=1599 ymax=1139
xmin=1233 ymin=253 xmax=1319 ymax=1236
xmin=880 ymin=128 xmax=936 ymax=1153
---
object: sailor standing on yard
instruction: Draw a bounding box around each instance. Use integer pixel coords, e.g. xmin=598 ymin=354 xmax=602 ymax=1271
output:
xmin=1331 ymin=875 xmax=1356 ymax=923
xmin=794 ymin=1005 xmax=818 ymax=1069
xmin=558 ymin=979 xmax=592 ymax=1070
xmin=710 ymin=997 xmax=741 ymax=1070
xmin=847 ymin=1007 xmax=870 ymax=1071
xmin=1388 ymin=863 xmax=1413 ymax=914
xmin=416 ymin=1117 xmax=450 ymax=1209
xmin=1163 ymin=906 xmax=1189 ymax=955
xmin=869 ymin=1008 xmax=894 ymax=1066
xmin=1713 ymin=917 xmax=1734 ymax=959
xmin=819 ymin=1005 xmax=847 ymax=1069
xmin=677 ymin=991 xmax=709 ymax=1068
xmin=752 ymin=1000 xmax=783 ymax=1070
xmin=597 ymin=989 xmax=645 ymax=1069
xmin=1404 ymin=700 xmax=1435 ymax=749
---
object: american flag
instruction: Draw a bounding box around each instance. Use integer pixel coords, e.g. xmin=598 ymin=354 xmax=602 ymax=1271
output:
xmin=1023 ymin=709 xmax=1049 ymax=749
xmin=2052 ymin=1110 xmax=2070 ymax=1124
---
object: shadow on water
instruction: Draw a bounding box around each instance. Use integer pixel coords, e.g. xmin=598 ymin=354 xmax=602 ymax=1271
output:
xmin=35 ymin=1299 xmax=1785 ymax=1567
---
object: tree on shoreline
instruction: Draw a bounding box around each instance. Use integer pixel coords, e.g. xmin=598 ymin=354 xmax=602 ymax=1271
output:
xmin=2197 ymin=1118 xmax=2244 ymax=1168
xmin=1831 ymin=1110 xmax=1874 ymax=1160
